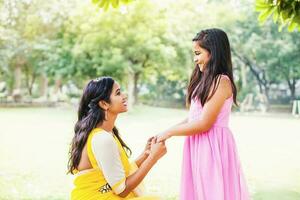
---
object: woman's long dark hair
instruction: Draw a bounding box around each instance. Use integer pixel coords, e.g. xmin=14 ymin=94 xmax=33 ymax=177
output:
xmin=187 ymin=28 xmax=237 ymax=106
xmin=68 ymin=77 xmax=131 ymax=174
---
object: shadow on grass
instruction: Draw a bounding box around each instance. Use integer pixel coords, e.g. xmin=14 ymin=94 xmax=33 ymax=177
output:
xmin=253 ymin=189 xmax=300 ymax=200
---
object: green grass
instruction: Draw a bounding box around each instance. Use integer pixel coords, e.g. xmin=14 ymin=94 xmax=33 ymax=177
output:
xmin=0 ymin=106 xmax=300 ymax=199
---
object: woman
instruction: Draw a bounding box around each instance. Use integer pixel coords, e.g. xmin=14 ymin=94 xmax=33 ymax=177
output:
xmin=68 ymin=76 xmax=166 ymax=200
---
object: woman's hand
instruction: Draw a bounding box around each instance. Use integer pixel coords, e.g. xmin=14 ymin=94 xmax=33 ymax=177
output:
xmin=120 ymin=138 xmax=167 ymax=198
xmin=135 ymin=137 xmax=155 ymax=167
xmin=148 ymin=137 xmax=167 ymax=162
xmin=143 ymin=136 xmax=154 ymax=156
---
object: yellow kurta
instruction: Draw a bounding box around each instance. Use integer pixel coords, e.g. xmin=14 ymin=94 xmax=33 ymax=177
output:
xmin=71 ymin=128 xmax=160 ymax=200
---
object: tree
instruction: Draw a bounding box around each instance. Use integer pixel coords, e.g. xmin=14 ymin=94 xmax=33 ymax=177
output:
xmin=65 ymin=0 xmax=183 ymax=107
xmin=0 ymin=0 xmax=76 ymax=98
xmin=92 ymin=0 xmax=133 ymax=10
xmin=231 ymin=10 xmax=300 ymax=103
xmin=256 ymin=0 xmax=300 ymax=31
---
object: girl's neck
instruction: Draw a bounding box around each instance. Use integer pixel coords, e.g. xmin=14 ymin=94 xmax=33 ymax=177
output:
xmin=97 ymin=112 xmax=117 ymax=133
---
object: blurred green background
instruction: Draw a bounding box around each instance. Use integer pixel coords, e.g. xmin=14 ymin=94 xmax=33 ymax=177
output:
xmin=0 ymin=0 xmax=300 ymax=199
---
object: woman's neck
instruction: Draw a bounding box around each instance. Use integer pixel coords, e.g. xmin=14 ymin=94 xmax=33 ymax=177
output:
xmin=97 ymin=113 xmax=117 ymax=133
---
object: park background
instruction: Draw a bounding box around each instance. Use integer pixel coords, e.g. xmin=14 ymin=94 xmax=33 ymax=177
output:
xmin=0 ymin=0 xmax=300 ymax=199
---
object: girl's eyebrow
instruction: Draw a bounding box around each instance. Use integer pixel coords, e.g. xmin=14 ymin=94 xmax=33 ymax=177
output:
xmin=115 ymin=88 xmax=120 ymax=94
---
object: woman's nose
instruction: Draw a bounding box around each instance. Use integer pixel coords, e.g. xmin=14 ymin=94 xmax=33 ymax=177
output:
xmin=194 ymin=57 xmax=198 ymax=63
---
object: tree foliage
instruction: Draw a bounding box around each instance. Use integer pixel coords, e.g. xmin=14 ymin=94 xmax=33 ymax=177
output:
xmin=92 ymin=0 xmax=133 ymax=10
xmin=256 ymin=0 xmax=300 ymax=31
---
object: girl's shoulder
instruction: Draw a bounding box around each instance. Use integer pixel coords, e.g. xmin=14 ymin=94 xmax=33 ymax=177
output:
xmin=214 ymin=74 xmax=232 ymax=98
xmin=216 ymin=74 xmax=230 ymax=82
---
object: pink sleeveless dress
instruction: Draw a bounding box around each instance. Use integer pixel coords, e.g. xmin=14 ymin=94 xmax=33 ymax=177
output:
xmin=180 ymin=79 xmax=249 ymax=200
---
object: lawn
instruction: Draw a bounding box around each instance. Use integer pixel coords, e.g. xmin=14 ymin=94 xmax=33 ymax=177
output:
xmin=0 ymin=106 xmax=299 ymax=199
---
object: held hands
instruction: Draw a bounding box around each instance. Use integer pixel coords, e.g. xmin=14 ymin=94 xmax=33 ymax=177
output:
xmin=156 ymin=131 xmax=171 ymax=143
xmin=143 ymin=136 xmax=154 ymax=157
xmin=147 ymin=137 xmax=167 ymax=162
xmin=142 ymin=132 xmax=170 ymax=162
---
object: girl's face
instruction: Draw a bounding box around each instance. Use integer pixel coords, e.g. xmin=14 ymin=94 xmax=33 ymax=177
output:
xmin=108 ymin=82 xmax=128 ymax=114
xmin=193 ymin=42 xmax=210 ymax=72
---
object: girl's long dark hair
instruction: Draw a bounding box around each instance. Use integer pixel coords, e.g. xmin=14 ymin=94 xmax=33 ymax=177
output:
xmin=68 ymin=77 xmax=131 ymax=174
xmin=187 ymin=28 xmax=237 ymax=106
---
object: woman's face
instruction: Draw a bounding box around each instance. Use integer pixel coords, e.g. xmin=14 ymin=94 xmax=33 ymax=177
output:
xmin=108 ymin=82 xmax=128 ymax=114
xmin=193 ymin=42 xmax=210 ymax=72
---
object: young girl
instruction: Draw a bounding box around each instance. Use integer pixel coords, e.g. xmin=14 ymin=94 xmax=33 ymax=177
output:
xmin=157 ymin=28 xmax=249 ymax=200
xmin=68 ymin=77 xmax=166 ymax=200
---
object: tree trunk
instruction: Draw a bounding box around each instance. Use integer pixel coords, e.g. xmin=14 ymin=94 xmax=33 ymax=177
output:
xmin=14 ymin=65 xmax=21 ymax=91
xmin=287 ymin=77 xmax=296 ymax=101
xmin=127 ymin=71 xmax=135 ymax=110
xmin=28 ymin=74 xmax=36 ymax=96
xmin=40 ymin=74 xmax=48 ymax=98
xmin=13 ymin=64 xmax=22 ymax=102
xmin=54 ymin=78 xmax=62 ymax=94
xmin=52 ymin=77 xmax=62 ymax=102
xmin=23 ymin=63 xmax=37 ymax=96
xmin=241 ymin=63 xmax=247 ymax=87
xmin=128 ymin=55 xmax=148 ymax=106
xmin=232 ymin=49 xmax=270 ymax=102
xmin=133 ymin=72 xmax=140 ymax=105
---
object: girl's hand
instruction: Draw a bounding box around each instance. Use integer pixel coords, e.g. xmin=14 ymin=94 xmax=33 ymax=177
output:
xmin=156 ymin=132 xmax=171 ymax=143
